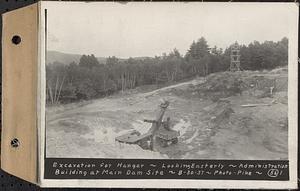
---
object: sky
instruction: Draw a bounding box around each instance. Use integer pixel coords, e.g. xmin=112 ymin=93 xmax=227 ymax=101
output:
xmin=45 ymin=2 xmax=297 ymax=58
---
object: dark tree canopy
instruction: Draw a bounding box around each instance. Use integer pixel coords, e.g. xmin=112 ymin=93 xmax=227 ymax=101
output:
xmin=186 ymin=37 xmax=210 ymax=60
xmin=46 ymin=37 xmax=288 ymax=104
xmin=79 ymin=54 xmax=100 ymax=68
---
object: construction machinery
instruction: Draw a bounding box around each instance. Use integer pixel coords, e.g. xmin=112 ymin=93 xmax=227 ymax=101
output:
xmin=115 ymin=100 xmax=180 ymax=150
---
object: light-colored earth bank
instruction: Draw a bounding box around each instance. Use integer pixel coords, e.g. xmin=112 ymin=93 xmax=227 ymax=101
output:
xmin=46 ymin=68 xmax=288 ymax=160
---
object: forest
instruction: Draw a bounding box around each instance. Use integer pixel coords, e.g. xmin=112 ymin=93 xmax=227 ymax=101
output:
xmin=46 ymin=37 xmax=288 ymax=105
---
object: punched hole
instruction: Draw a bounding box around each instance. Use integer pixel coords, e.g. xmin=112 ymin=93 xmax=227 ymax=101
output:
xmin=11 ymin=138 xmax=20 ymax=148
xmin=11 ymin=35 xmax=21 ymax=45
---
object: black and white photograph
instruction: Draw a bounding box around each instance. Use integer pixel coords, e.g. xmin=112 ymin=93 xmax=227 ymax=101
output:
xmin=45 ymin=2 xmax=292 ymax=161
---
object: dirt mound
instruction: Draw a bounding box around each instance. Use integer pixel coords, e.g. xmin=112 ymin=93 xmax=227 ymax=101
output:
xmin=46 ymin=67 xmax=288 ymax=160
xmin=203 ymin=95 xmax=288 ymax=160
xmin=191 ymin=68 xmax=287 ymax=101
xmin=208 ymin=100 xmax=234 ymax=125
xmin=194 ymin=72 xmax=243 ymax=101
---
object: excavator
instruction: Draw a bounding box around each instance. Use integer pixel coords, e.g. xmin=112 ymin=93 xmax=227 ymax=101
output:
xmin=115 ymin=100 xmax=179 ymax=150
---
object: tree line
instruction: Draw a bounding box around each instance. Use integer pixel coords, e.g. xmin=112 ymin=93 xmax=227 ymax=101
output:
xmin=46 ymin=37 xmax=288 ymax=104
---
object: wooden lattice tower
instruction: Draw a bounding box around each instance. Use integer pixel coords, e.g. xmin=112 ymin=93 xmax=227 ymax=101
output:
xmin=230 ymin=42 xmax=241 ymax=71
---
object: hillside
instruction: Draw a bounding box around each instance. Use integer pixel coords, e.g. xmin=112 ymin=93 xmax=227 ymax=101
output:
xmin=47 ymin=50 xmax=107 ymax=65
xmin=46 ymin=67 xmax=288 ymax=160
xmin=47 ymin=51 xmax=152 ymax=65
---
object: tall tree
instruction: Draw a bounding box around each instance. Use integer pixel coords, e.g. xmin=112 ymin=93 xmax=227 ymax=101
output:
xmin=79 ymin=54 xmax=99 ymax=68
xmin=186 ymin=37 xmax=210 ymax=59
xmin=185 ymin=37 xmax=210 ymax=76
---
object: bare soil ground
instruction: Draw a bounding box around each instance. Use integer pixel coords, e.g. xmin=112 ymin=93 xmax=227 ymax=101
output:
xmin=46 ymin=67 xmax=288 ymax=159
